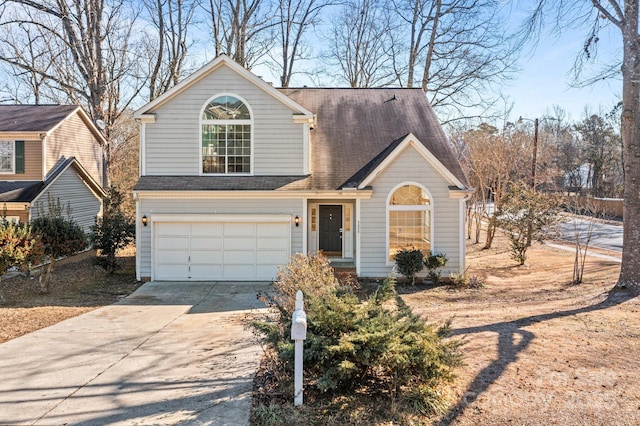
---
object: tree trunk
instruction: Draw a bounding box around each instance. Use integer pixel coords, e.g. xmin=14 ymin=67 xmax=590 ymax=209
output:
xmin=618 ymin=0 xmax=640 ymax=290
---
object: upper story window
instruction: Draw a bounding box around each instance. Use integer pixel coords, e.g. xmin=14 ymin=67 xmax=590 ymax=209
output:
xmin=0 ymin=141 xmax=15 ymax=173
xmin=388 ymin=183 xmax=432 ymax=261
xmin=201 ymin=95 xmax=252 ymax=174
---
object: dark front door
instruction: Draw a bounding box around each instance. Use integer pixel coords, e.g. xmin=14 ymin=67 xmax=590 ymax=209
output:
xmin=319 ymin=205 xmax=342 ymax=256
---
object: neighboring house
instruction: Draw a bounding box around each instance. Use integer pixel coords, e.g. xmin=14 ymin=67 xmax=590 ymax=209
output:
xmin=0 ymin=105 xmax=107 ymax=231
xmin=133 ymin=55 xmax=472 ymax=282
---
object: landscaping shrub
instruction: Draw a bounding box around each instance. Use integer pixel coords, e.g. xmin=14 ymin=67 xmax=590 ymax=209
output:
xmin=31 ymin=195 xmax=87 ymax=292
xmin=0 ymin=219 xmax=41 ymax=302
xmin=424 ymin=252 xmax=448 ymax=285
xmin=91 ymin=187 xmax=135 ymax=273
xmin=394 ymin=247 xmax=424 ymax=284
xmin=496 ymin=182 xmax=561 ymax=265
xmin=253 ymin=253 xmax=462 ymax=418
xmin=450 ymin=267 xmax=486 ymax=290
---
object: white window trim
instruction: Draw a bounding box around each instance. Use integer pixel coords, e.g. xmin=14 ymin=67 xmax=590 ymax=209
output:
xmin=199 ymin=93 xmax=254 ymax=176
xmin=0 ymin=140 xmax=15 ymax=174
xmin=385 ymin=182 xmax=434 ymax=266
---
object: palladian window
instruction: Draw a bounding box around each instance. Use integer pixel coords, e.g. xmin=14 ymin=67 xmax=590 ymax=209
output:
xmin=201 ymin=95 xmax=251 ymax=174
xmin=388 ymin=184 xmax=432 ymax=260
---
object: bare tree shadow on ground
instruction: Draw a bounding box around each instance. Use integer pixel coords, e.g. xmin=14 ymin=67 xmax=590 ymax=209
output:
xmin=437 ymin=287 xmax=637 ymax=425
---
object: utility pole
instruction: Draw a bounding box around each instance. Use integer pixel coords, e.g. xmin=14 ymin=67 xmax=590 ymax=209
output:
xmin=518 ymin=116 xmax=540 ymax=189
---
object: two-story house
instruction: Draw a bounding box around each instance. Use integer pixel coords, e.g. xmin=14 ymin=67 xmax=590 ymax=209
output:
xmin=133 ymin=55 xmax=472 ymax=282
xmin=0 ymin=105 xmax=106 ymax=230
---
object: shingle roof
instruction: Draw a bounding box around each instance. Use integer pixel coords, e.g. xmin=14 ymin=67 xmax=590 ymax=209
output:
xmin=134 ymin=175 xmax=311 ymax=191
xmin=0 ymin=105 xmax=79 ymax=132
xmin=279 ymin=88 xmax=469 ymax=190
xmin=134 ymin=88 xmax=469 ymax=192
xmin=0 ymin=156 xmax=105 ymax=203
xmin=0 ymin=181 xmax=44 ymax=203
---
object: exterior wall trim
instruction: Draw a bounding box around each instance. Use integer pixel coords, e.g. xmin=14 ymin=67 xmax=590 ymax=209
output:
xmin=147 ymin=213 xmax=293 ymax=223
xmin=359 ymin=134 xmax=466 ymax=190
xmin=198 ymin=93 xmax=255 ymax=177
xmin=134 ymin=55 xmax=314 ymax=120
xmin=385 ymin=181 xmax=434 ymax=266
xmin=134 ymin=190 xmax=373 ymax=200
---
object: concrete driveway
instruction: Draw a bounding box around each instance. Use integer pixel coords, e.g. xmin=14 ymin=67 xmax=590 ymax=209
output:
xmin=0 ymin=281 xmax=272 ymax=425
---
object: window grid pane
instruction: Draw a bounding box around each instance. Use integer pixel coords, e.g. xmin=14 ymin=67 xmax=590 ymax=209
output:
xmin=389 ymin=210 xmax=430 ymax=260
xmin=202 ymin=121 xmax=251 ymax=174
xmin=0 ymin=141 xmax=13 ymax=172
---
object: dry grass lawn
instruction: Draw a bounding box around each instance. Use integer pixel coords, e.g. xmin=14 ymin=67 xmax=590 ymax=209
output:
xmin=0 ymin=249 xmax=140 ymax=344
xmin=401 ymin=232 xmax=640 ymax=425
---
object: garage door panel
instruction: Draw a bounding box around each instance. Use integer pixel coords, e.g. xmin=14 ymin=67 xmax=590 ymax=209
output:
xmin=190 ymin=237 xmax=222 ymax=250
xmin=190 ymin=264 xmax=222 ymax=279
xmin=190 ymin=250 xmax=222 ymax=263
xmin=157 ymin=236 xmax=190 ymax=250
xmin=156 ymin=250 xmax=190 ymax=264
xmin=193 ymin=223 xmax=223 ymax=236
xmin=257 ymin=223 xmax=289 ymax=237
xmin=224 ymin=264 xmax=256 ymax=279
xmin=256 ymin=265 xmax=279 ymax=278
xmin=257 ymin=250 xmax=289 ymax=264
xmin=257 ymin=236 xmax=288 ymax=250
xmin=225 ymin=236 xmax=256 ymax=250
xmin=224 ymin=250 xmax=255 ymax=264
xmin=224 ymin=223 xmax=256 ymax=236
xmin=158 ymin=223 xmax=190 ymax=236
xmin=156 ymin=264 xmax=190 ymax=280
xmin=154 ymin=218 xmax=290 ymax=281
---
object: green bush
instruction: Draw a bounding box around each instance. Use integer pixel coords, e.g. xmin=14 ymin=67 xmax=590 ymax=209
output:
xmin=424 ymin=252 xmax=448 ymax=285
xmin=90 ymin=187 xmax=135 ymax=273
xmin=254 ymin=254 xmax=461 ymax=416
xmin=394 ymin=247 xmax=424 ymax=284
xmin=31 ymin=195 xmax=87 ymax=292
xmin=0 ymin=220 xmax=41 ymax=302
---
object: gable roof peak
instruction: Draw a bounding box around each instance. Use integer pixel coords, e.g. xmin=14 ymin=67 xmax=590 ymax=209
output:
xmin=134 ymin=55 xmax=313 ymax=119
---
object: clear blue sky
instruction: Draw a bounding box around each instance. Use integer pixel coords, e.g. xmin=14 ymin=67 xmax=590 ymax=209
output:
xmin=503 ymin=22 xmax=622 ymax=122
xmin=222 ymin=4 xmax=624 ymax=124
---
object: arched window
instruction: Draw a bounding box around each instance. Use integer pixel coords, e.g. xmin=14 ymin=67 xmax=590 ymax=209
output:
xmin=387 ymin=183 xmax=432 ymax=260
xmin=201 ymin=95 xmax=252 ymax=174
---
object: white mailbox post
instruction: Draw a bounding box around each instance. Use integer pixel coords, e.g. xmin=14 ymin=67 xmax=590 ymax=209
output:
xmin=291 ymin=290 xmax=307 ymax=406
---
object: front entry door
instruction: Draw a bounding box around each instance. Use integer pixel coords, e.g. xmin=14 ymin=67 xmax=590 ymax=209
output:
xmin=319 ymin=205 xmax=343 ymax=256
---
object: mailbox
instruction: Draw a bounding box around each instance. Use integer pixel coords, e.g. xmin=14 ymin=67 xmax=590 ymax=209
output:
xmin=291 ymin=309 xmax=307 ymax=340
xmin=291 ymin=290 xmax=307 ymax=340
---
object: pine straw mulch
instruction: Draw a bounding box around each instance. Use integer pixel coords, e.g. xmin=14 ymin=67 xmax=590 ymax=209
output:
xmin=0 ymin=249 xmax=142 ymax=344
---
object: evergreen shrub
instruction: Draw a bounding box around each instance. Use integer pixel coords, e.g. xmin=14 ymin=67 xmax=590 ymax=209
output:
xmin=253 ymin=253 xmax=461 ymax=416
xmin=394 ymin=247 xmax=424 ymax=284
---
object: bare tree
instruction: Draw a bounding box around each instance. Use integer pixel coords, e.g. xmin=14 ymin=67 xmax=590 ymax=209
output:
xmin=269 ymin=0 xmax=331 ymax=87
xmin=0 ymin=0 xmax=146 ymax=185
xmin=143 ymin=0 xmax=197 ymax=101
xmin=454 ymin=121 xmax=530 ymax=249
xmin=390 ymin=0 xmax=518 ymax=118
xmin=575 ymin=111 xmax=622 ymax=198
xmin=205 ymin=0 xmax=275 ymax=68
xmin=327 ymin=0 xmax=397 ymax=87
xmin=524 ymin=0 xmax=640 ymax=291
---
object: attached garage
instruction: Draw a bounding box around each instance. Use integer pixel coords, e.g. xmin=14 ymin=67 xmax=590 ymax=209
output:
xmin=152 ymin=215 xmax=291 ymax=281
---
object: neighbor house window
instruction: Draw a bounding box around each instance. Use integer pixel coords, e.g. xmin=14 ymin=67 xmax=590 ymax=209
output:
xmin=388 ymin=184 xmax=432 ymax=260
xmin=0 ymin=141 xmax=14 ymax=173
xmin=201 ymin=95 xmax=252 ymax=174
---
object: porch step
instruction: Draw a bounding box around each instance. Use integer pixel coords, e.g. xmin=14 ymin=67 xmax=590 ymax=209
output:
xmin=330 ymin=260 xmax=357 ymax=280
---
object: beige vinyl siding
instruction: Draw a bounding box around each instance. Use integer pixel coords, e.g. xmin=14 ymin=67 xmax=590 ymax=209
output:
xmin=144 ymin=66 xmax=305 ymax=176
xmin=30 ymin=167 xmax=102 ymax=232
xmin=0 ymin=140 xmax=42 ymax=180
xmin=359 ymin=145 xmax=462 ymax=278
xmin=137 ymin=197 xmax=304 ymax=278
xmin=46 ymin=112 xmax=103 ymax=187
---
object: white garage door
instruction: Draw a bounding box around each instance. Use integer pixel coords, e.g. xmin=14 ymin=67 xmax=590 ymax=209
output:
xmin=154 ymin=219 xmax=290 ymax=281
